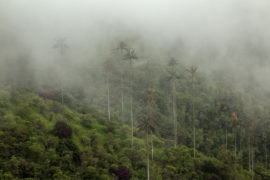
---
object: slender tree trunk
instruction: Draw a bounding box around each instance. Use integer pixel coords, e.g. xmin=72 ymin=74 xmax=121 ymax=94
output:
xmin=60 ymin=71 xmax=64 ymax=105
xmin=235 ymin=128 xmax=237 ymax=157
xmin=121 ymin=72 xmax=124 ymax=120
xmin=151 ymin=130 xmax=153 ymax=161
xmin=130 ymin=61 xmax=134 ymax=149
xmin=61 ymin=85 xmax=64 ymax=105
xmin=193 ymin=126 xmax=196 ymax=158
xmin=107 ymin=74 xmax=111 ymax=121
xmin=266 ymin=144 xmax=268 ymax=168
xmin=249 ymin=135 xmax=251 ymax=171
xmin=234 ymin=129 xmax=237 ymax=180
xmin=251 ymin=139 xmax=254 ymax=180
xmin=239 ymin=126 xmax=242 ymax=160
xmin=61 ymin=81 xmax=64 ymax=119
xmin=172 ymin=80 xmax=177 ymax=147
xmin=234 ymin=139 xmax=237 ymax=175
xmin=146 ymin=127 xmax=150 ymax=180
xmin=170 ymin=96 xmax=173 ymax=125
xmin=192 ymin=77 xmax=195 ymax=158
xmin=226 ymin=127 xmax=228 ymax=152
xmin=131 ymin=96 xmax=133 ymax=148
xmin=264 ymin=133 xmax=268 ymax=168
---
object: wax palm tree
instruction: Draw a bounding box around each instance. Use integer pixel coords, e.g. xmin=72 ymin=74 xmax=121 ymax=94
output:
xmin=138 ymin=89 xmax=156 ymax=180
xmin=232 ymin=112 xmax=239 ymax=157
xmin=250 ymin=119 xmax=255 ymax=180
xmin=186 ymin=65 xmax=197 ymax=158
xmin=53 ymin=38 xmax=69 ymax=106
xmin=115 ymin=41 xmax=129 ymax=121
xmin=167 ymin=58 xmax=180 ymax=147
xmin=54 ymin=38 xmax=69 ymax=56
xmin=103 ymin=59 xmax=114 ymax=121
xmin=123 ymin=48 xmax=138 ymax=149
xmin=123 ymin=48 xmax=138 ymax=62
xmin=116 ymin=41 xmax=128 ymax=52
xmin=246 ymin=116 xmax=255 ymax=179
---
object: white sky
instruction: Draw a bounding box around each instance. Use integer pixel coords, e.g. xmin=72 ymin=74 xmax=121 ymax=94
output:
xmin=2 ymin=0 xmax=269 ymax=45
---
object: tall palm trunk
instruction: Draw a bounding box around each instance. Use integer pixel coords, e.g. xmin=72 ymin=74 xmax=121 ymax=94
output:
xmin=169 ymin=96 xmax=173 ymax=124
xmin=251 ymin=137 xmax=254 ymax=180
xmin=235 ymin=127 xmax=237 ymax=157
xmin=131 ymin=96 xmax=134 ymax=148
xmin=193 ymin=125 xmax=196 ymax=158
xmin=172 ymin=80 xmax=177 ymax=147
xmin=266 ymin=144 xmax=268 ymax=168
xmin=226 ymin=127 xmax=228 ymax=152
xmin=264 ymin=132 xmax=268 ymax=168
xmin=121 ymin=72 xmax=124 ymax=121
xmin=192 ymin=77 xmax=195 ymax=158
xmin=130 ymin=61 xmax=134 ymax=149
xmin=60 ymin=80 xmax=64 ymax=119
xmin=54 ymin=38 xmax=67 ymax=108
xmin=61 ymin=85 xmax=64 ymax=105
xmin=60 ymin=69 xmax=64 ymax=106
xmin=146 ymin=127 xmax=150 ymax=180
xmin=249 ymin=135 xmax=251 ymax=171
xmin=239 ymin=126 xmax=242 ymax=157
xmin=107 ymin=74 xmax=111 ymax=121
xmin=151 ymin=130 xmax=153 ymax=161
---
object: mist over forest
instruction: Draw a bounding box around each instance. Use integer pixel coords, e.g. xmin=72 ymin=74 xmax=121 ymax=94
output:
xmin=0 ymin=0 xmax=270 ymax=179
xmin=1 ymin=0 xmax=270 ymax=91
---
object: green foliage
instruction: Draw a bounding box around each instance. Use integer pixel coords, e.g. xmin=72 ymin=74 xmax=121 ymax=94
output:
xmin=81 ymin=114 xmax=94 ymax=128
xmin=54 ymin=121 xmax=72 ymax=139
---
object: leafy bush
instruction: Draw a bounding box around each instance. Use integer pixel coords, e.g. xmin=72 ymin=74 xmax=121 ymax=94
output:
xmin=116 ymin=166 xmax=131 ymax=180
xmin=54 ymin=121 xmax=72 ymax=139
xmin=81 ymin=114 xmax=94 ymax=128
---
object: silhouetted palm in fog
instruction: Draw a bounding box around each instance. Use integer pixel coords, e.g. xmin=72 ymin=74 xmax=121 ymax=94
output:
xmin=123 ymin=48 xmax=138 ymax=149
xmin=167 ymin=58 xmax=180 ymax=148
xmin=54 ymin=38 xmax=69 ymax=56
xmin=186 ymin=65 xmax=197 ymax=158
xmin=138 ymin=89 xmax=156 ymax=180
xmin=53 ymin=37 xmax=69 ymax=106
xmin=116 ymin=41 xmax=129 ymax=121
xmin=103 ymin=59 xmax=114 ymax=121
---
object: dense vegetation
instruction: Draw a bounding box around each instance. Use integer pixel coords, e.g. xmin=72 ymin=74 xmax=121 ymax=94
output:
xmin=0 ymin=89 xmax=251 ymax=180
xmin=1 ymin=38 xmax=270 ymax=180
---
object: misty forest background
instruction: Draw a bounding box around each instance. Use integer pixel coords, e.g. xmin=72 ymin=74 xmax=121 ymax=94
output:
xmin=1 ymin=1 xmax=270 ymax=180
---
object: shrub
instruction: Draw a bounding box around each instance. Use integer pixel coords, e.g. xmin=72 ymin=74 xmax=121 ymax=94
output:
xmin=54 ymin=121 xmax=72 ymax=139
xmin=116 ymin=166 xmax=131 ymax=180
xmin=81 ymin=115 xmax=94 ymax=128
xmin=81 ymin=166 xmax=99 ymax=179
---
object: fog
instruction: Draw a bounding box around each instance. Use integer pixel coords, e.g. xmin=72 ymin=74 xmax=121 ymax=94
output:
xmin=1 ymin=0 xmax=270 ymax=93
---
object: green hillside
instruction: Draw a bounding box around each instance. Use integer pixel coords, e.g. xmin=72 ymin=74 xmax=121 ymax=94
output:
xmin=0 ymin=88 xmax=268 ymax=180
